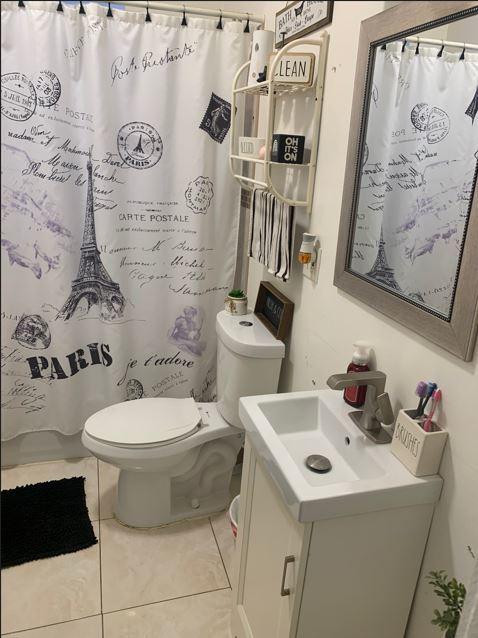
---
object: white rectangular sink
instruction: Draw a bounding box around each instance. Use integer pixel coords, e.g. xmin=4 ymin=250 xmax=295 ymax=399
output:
xmin=239 ymin=390 xmax=443 ymax=522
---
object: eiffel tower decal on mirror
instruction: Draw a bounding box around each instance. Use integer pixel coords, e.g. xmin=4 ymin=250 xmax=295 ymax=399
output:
xmin=365 ymin=226 xmax=402 ymax=292
xmin=57 ymin=148 xmax=125 ymax=321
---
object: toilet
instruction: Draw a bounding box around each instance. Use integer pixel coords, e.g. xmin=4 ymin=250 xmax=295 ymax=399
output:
xmin=82 ymin=311 xmax=285 ymax=528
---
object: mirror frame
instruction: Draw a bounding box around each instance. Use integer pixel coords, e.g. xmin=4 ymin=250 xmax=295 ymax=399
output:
xmin=334 ymin=1 xmax=478 ymax=361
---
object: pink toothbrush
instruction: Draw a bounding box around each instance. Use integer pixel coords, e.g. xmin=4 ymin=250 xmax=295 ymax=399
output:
xmin=423 ymin=389 xmax=442 ymax=432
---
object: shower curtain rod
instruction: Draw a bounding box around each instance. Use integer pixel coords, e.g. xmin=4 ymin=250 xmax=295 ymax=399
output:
xmin=116 ymin=1 xmax=265 ymax=25
xmin=404 ymin=35 xmax=478 ymax=51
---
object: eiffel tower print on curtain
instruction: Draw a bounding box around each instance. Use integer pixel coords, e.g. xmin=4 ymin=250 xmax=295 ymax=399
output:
xmin=57 ymin=150 xmax=125 ymax=321
xmin=366 ymin=226 xmax=402 ymax=292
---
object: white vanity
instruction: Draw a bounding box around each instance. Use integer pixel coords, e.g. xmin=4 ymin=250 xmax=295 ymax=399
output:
xmin=231 ymin=390 xmax=443 ymax=638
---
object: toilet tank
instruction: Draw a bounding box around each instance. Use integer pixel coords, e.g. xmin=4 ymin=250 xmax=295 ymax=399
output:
xmin=215 ymin=311 xmax=285 ymax=428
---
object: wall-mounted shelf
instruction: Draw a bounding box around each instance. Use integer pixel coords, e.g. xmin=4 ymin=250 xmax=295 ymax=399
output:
xmin=230 ymin=154 xmax=312 ymax=170
xmin=233 ymin=81 xmax=315 ymax=97
xmin=229 ymin=34 xmax=329 ymax=213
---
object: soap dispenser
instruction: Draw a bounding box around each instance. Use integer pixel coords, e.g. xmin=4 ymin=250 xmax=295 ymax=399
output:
xmin=343 ymin=341 xmax=371 ymax=408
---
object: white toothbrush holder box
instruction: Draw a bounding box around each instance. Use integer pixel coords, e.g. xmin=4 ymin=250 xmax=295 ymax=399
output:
xmin=391 ymin=409 xmax=448 ymax=477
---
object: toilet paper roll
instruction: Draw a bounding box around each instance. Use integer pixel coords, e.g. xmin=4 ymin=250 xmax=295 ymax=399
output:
xmin=248 ymin=30 xmax=274 ymax=85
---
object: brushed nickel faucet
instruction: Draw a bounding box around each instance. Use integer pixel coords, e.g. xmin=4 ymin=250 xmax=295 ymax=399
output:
xmin=327 ymin=371 xmax=394 ymax=444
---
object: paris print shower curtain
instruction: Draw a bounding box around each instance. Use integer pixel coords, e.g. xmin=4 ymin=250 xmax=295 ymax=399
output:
xmin=1 ymin=1 xmax=252 ymax=439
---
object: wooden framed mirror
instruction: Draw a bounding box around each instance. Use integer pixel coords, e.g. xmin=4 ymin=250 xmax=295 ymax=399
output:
xmin=334 ymin=1 xmax=478 ymax=360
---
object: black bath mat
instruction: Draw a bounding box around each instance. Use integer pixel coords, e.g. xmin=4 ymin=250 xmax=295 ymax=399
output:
xmin=1 ymin=476 xmax=97 ymax=569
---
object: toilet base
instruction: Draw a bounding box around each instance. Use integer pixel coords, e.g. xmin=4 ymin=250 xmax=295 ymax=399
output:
xmin=115 ymin=433 xmax=244 ymax=528
xmin=115 ymin=486 xmax=233 ymax=529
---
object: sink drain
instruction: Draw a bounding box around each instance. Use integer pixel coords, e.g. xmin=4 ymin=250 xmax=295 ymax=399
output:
xmin=306 ymin=454 xmax=332 ymax=474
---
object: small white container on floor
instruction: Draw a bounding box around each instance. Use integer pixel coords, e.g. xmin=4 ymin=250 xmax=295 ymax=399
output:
xmin=391 ymin=409 xmax=448 ymax=477
xmin=229 ymin=495 xmax=240 ymax=539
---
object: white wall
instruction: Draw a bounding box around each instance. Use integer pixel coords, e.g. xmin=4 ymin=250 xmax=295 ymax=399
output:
xmin=246 ymin=2 xmax=478 ymax=637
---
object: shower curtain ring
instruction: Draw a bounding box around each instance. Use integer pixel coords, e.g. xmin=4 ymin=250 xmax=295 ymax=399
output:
xmin=145 ymin=0 xmax=152 ymax=22
xmin=79 ymin=0 xmax=86 ymax=15
xmin=107 ymin=2 xmax=113 ymax=18
xmin=244 ymin=12 xmax=250 ymax=33
xmin=181 ymin=4 xmax=187 ymax=26
xmin=17 ymin=0 xmax=26 ymax=7
xmin=438 ymin=40 xmax=444 ymax=57
xmin=57 ymin=0 xmax=63 ymax=12
xmin=217 ymin=9 xmax=223 ymax=30
xmin=460 ymin=43 xmax=466 ymax=60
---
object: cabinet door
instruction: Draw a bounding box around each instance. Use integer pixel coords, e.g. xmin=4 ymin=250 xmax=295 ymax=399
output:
xmin=241 ymin=457 xmax=304 ymax=638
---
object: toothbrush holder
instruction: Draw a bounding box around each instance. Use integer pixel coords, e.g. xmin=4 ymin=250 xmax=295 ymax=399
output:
xmin=391 ymin=409 xmax=448 ymax=477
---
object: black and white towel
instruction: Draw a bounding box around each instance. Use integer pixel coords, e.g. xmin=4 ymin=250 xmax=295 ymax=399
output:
xmin=248 ymin=189 xmax=294 ymax=281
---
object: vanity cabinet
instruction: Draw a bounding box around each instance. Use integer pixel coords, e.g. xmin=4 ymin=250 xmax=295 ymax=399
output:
xmin=239 ymin=453 xmax=304 ymax=637
xmin=231 ymin=438 xmax=435 ymax=638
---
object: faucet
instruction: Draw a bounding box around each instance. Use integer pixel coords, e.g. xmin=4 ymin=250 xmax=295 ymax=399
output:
xmin=326 ymin=371 xmax=394 ymax=444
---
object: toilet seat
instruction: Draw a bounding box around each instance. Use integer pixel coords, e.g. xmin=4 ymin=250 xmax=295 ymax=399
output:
xmin=84 ymin=397 xmax=202 ymax=448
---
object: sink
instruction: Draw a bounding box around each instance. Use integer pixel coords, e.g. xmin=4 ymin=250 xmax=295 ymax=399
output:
xmin=239 ymin=390 xmax=443 ymax=522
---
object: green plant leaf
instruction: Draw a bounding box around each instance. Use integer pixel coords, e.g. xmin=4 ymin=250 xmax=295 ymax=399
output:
xmin=228 ymin=289 xmax=246 ymax=298
xmin=427 ymin=570 xmax=466 ymax=634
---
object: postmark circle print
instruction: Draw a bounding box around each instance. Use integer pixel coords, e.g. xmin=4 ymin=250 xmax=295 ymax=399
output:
xmin=410 ymin=103 xmax=430 ymax=131
xmin=12 ymin=314 xmax=51 ymax=350
xmin=34 ymin=70 xmax=61 ymax=107
xmin=1 ymin=73 xmax=37 ymax=121
xmin=426 ymin=107 xmax=449 ymax=144
xmin=117 ymin=122 xmax=163 ymax=169
xmin=185 ymin=176 xmax=214 ymax=214
xmin=125 ymin=379 xmax=144 ymax=401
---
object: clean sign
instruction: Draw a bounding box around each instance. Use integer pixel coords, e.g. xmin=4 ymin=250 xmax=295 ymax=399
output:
xmin=270 ymin=53 xmax=315 ymax=85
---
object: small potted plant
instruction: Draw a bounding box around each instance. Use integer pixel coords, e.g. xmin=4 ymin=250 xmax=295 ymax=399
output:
xmin=225 ymin=289 xmax=248 ymax=315
xmin=427 ymin=570 xmax=467 ymax=638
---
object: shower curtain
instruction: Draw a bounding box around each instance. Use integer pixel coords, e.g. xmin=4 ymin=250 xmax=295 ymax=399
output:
xmin=0 ymin=1 xmax=253 ymax=440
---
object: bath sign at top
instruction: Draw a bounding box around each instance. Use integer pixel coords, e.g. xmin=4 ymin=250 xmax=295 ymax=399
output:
xmin=275 ymin=1 xmax=334 ymax=49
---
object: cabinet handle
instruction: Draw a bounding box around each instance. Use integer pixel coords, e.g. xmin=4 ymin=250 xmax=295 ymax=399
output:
xmin=280 ymin=555 xmax=295 ymax=597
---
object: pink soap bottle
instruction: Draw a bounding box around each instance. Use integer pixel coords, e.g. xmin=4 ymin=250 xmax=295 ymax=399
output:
xmin=343 ymin=341 xmax=371 ymax=408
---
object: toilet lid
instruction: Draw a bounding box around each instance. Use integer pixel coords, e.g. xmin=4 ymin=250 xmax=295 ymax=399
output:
xmin=84 ymin=398 xmax=201 ymax=446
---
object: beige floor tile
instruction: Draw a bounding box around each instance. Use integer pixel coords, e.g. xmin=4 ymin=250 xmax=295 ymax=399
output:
xmin=1 ymin=522 xmax=101 ymax=634
xmin=103 ymin=589 xmax=232 ymax=638
xmin=1 ymin=615 xmax=102 ymax=638
xmin=98 ymin=460 xmax=119 ymax=520
xmin=1 ymin=457 xmax=99 ymax=521
xmin=100 ymin=517 xmax=229 ymax=613
xmin=210 ymin=512 xmax=236 ymax=583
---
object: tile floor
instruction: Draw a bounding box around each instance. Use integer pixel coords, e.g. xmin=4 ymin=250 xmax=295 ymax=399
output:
xmin=1 ymin=457 xmax=240 ymax=637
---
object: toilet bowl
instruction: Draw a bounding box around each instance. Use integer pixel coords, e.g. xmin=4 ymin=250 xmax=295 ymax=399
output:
xmin=82 ymin=311 xmax=285 ymax=528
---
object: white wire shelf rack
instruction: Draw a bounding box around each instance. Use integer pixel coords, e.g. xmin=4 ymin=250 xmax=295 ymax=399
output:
xmin=229 ymin=33 xmax=329 ymax=213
